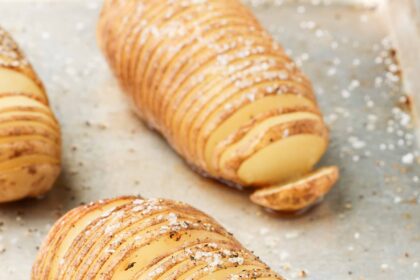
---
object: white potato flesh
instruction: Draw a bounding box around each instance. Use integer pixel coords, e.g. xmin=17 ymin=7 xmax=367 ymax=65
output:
xmin=204 ymin=94 xmax=316 ymax=169
xmin=238 ymin=135 xmax=327 ymax=186
xmin=216 ymin=112 xmax=324 ymax=183
xmin=0 ymin=68 xmax=45 ymax=99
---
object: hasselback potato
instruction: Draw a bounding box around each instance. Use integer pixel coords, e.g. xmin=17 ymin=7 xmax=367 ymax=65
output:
xmin=32 ymin=196 xmax=285 ymax=279
xmin=98 ymin=0 xmax=336 ymax=210
xmin=0 ymin=27 xmax=61 ymax=203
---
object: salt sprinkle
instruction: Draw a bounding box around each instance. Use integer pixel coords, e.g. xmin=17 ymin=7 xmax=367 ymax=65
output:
xmin=402 ymin=153 xmax=415 ymax=165
xmin=284 ymin=231 xmax=300 ymax=239
xmin=394 ymin=196 xmax=402 ymax=204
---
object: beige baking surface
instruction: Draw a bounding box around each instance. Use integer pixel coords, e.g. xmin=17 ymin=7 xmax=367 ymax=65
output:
xmin=0 ymin=1 xmax=419 ymax=279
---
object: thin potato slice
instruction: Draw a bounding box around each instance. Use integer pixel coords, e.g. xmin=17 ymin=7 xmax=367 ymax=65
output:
xmin=62 ymin=205 xmax=217 ymax=279
xmin=140 ymin=1 xmax=254 ymax=114
xmin=203 ymin=94 xmax=317 ymax=167
xmin=250 ymin=166 xmax=339 ymax=211
xmin=33 ymin=197 xmax=133 ymax=277
xmin=237 ymin=135 xmax=327 ymax=186
xmin=0 ymin=69 xmax=46 ymax=101
xmin=0 ymin=110 xmax=59 ymax=129
xmin=177 ymin=55 xmax=313 ymax=162
xmin=47 ymin=200 xmax=133 ymax=278
xmin=148 ymin=14 xmax=263 ymax=115
xmin=0 ymin=136 xmax=59 ymax=162
xmin=0 ymin=95 xmax=53 ymax=113
xmin=0 ymin=155 xmax=59 ymax=171
xmin=215 ymin=113 xmax=325 ymax=178
xmin=0 ymin=120 xmax=60 ymax=142
xmin=0 ymin=162 xmax=60 ymax=203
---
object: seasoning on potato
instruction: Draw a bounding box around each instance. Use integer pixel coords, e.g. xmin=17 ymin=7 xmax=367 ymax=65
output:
xmin=97 ymin=0 xmax=339 ymax=211
xmin=0 ymin=27 xmax=61 ymax=203
xmin=32 ymin=196 xmax=285 ymax=279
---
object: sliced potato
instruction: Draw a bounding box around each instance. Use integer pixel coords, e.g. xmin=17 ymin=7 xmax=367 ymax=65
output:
xmin=0 ymin=121 xmax=60 ymax=142
xmin=150 ymin=13 xmax=263 ymax=118
xmin=203 ymin=94 xmax=317 ymax=170
xmin=237 ymin=134 xmax=328 ymax=186
xmin=0 ymin=27 xmax=61 ymax=202
xmin=33 ymin=197 xmax=133 ymax=277
xmin=139 ymin=1 xmax=255 ymax=113
xmin=0 ymin=136 xmax=59 ymax=162
xmin=0 ymin=110 xmax=59 ymax=129
xmin=0 ymin=68 xmax=46 ymax=101
xmin=0 ymin=95 xmax=53 ymax=113
xmin=215 ymin=113 xmax=326 ymax=182
xmin=179 ymin=58 xmax=313 ymax=161
xmin=250 ymin=166 xmax=339 ymax=211
xmin=98 ymin=0 xmax=336 ymax=207
xmin=32 ymin=197 xmax=284 ymax=279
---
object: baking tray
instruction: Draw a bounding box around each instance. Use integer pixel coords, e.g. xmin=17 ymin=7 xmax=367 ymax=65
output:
xmin=0 ymin=0 xmax=419 ymax=279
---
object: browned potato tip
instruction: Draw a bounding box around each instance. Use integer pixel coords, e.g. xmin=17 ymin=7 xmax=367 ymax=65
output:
xmin=250 ymin=166 xmax=339 ymax=212
xmin=32 ymin=196 xmax=285 ymax=280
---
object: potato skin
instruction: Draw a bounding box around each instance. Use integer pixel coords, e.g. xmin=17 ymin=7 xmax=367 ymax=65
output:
xmin=32 ymin=196 xmax=284 ymax=280
xmin=0 ymin=27 xmax=61 ymax=202
xmin=97 ymin=0 xmax=330 ymax=189
xmin=250 ymin=166 xmax=339 ymax=212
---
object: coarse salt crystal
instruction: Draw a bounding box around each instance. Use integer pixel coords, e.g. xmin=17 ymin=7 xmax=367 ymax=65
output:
xmin=402 ymin=153 xmax=415 ymax=165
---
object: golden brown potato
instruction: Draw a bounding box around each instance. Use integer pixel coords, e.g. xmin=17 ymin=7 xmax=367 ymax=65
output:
xmin=97 ymin=0 xmax=338 ymax=211
xmin=32 ymin=196 xmax=285 ymax=280
xmin=0 ymin=27 xmax=61 ymax=203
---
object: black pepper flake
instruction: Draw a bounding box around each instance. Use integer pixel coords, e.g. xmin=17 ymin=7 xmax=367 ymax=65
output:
xmin=125 ymin=262 xmax=136 ymax=271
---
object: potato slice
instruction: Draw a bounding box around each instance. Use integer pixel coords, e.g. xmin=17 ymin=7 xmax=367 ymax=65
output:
xmin=0 ymin=95 xmax=53 ymax=113
xmin=204 ymin=94 xmax=317 ymax=170
xmin=0 ymin=154 xmax=59 ymax=170
xmin=61 ymin=204 xmax=219 ymax=279
xmin=178 ymin=57 xmax=313 ymax=162
xmin=137 ymin=240 xmax=242 ymax=278
xmin=148 ymin=14 xmax=263 ymax=118
xmin=0 ymin=121 xmax=60 ymax=142
xmin=0 ymin=136 xmax=59 ymax=162
xmin=0 ymin=110 xmax=59 ymax=129
xmin=250 ymin=166 xmax=339 ymax=212
xmin=215 ymin=112 xmax=327 ymax=183
xmin=0 ymin=162 xmax=60 ymax=203
xmin=237 ymin=134 xmax=327 ymax=186
xmin=128 ymin=1 xmax=188 ymax=115
xmin=34 ymin=197 xmax=133 ymax=277
xmin=0 ymin=68 xmax=46 ymax=101
xmin=146 ymin=1 xmax=255 ymax=117
xmin=142 ymin=3 xmax=254 ymax=111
